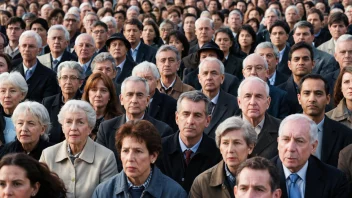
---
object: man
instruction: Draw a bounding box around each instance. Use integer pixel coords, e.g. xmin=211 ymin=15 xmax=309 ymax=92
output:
xmin=38 ymin=25 xmax=77 ymax=72
xmin=228 ymin=10 xmax=242 ymax=38
xmin=126 ymin=6 xmax=140 ymax=20
xmin=79 ymin=2 xmax=93 ymax=21
xmin=106 ymin=33 xmax=136 ymax=84
xmin=257 ymin=8 xmax=279 ymax=43
xmin=13 ymin=30 xmax=58 ymax=102
xmin=318 ymin=12 xmax=348 ymax=56
xmin=91 ymin=21 xmax=109 ymax=53
xmin=269 ymin=20 xmax=291 ymax=76
xmin=237 ymin=76 xmax=281 ymax=159
xmin=157 ymin=91 xmax=221 ymax=193
xmin=183 ymin=14 xmax=197 ymax=49
xmin=74 ymin=33 xmax=96 ymax=78
xmin=242 ymin=54 xmax=289 ymax=119
xmin=101 ymin=16 xmax=117 ymax=37
xmin=112 ymin=10 xmax=125 ymax=33
xmin=30 ymin=18 xmax=50 ymax=55
xmin=97 ymin=76 xmax=174 ymax=171
xmin=83 ymin=12 xmax=98 ymax=35
xmin=307 ymin=8 xmax=331 ymax=47
xmin=156 ymin=45 xmax=194 ymax=100
xmin=255 ymin=42 xmax=289 ymax=86
xmin=63 ymin=12 xmax=81 ymax=48
xmin=234 ymin=157 xmax=282 ymax=198
xmin=198 ymin=57 xmax=239 ymax=138
xmin=132 ymin=61 xmax=178 ymax=132
xmin=272 ymin=114 xmax=349 ymax=198
xmin=40 ymin=4 xmax=53 ymax=20
xmin=285 ymin=5 xmax=300 ymax=31
xmin=124 ymin=18 xmax=157 ymax=64
xmin=5 ymin=17 xmax=25 ymax=64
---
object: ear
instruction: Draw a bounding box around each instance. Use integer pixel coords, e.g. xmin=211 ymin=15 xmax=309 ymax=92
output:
xmin=248 ymin=143 xmax=255 ymax=155
xmin=220 ymin=74 xmax=225 ymax=84
xmin=237 ymin=97 xmax=242 ymax=110
xmin=266 ymin=96 xmax=271 ymax=109
xmin=312 ymin=60 xmax=315 ymax=68
xmin=234 ymin=186 xmax=238 ymax=197
xmin=273 ymin=189 xmax=282 ymax=198
xmin=326 ymin=94 xmax=331 ymax=105
xmin=175 ymin=111 xmax=179 ymax=126
xmin=119 ymin=94 xmax=124 ymax=106
xmin=149 ymin=151 xmax=158 ymax=163
xmin=204 ymin=114 xmax=211 ymax=127
xmin=31 ymin=182 xmax=40 ymax=196
xmin=297 ymin=93 xmax=301 ymax=105
xmin=288 ymin=60 xmax=292 ymax=71
xmin=311 ymin=139 xmax=318 ymax=154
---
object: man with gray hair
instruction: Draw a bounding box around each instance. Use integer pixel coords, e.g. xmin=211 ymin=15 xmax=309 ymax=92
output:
xmin=79 ymin=2 xmax=93 ymax=21
xmin=189 ymin=17 xmax=214 ymax=53
xmin=132 ymin=61 xmax=178 ymax=132
xmin=285 ymin=5 xmax=300 ymax=31
xmin=13 ymin=30 xmax=59 ymax=102
xmin=272 ymin=114 xmax=349 ymax=198
xmin=74 ymin=33 xmax=96 ymax=77
xmin=126 ymin=5 xmax=140 ymax=20
xmin=38 ymin=25 xmax=77 ymax=72
xmin=228 ymin=10 xmax=243 ymax=38
xmin=40 ymin=4 xmax=53 ymax=20
xmin=63 ymin=12 xmax=81 ymax=48
xmin=257 ymin=8 xmax=279 ymax=43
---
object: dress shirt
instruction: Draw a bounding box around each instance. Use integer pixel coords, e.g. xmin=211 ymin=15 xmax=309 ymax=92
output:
xmin=279 ymin=46 xmax=286 ymax=63
xmin=52 ymin=53 xmax=63 ymax=63
xmin=23 ymin=61 xmax=38 ymax=77
xmin=211 ymin=91 xmax=220 ymax=105
xmin=4 ymin=45 xmax=19 ymax=59
xmin=160 ymin=77 xmax=176 ymax=91
xmin=269 ymin=71 xmax=277 ymax=85
xmin=243 ymin=116 xmax=265 ymax=135
xmin=314 ymin=118 xmax=324 ymax=160
xmin=130 ymin=41 xmax=141 ymax=62
xmin=116 ymin=58 xmax=127 ymax=73
xmin=79 ymin=59 xmax=92 ymax=73
xmin=283 ymin=161 xmax=308 ymax=197
xmin=125 ymin=113 xmax=144 ymax=122
xmin=179 ymin=134 xmax=202 ymax=159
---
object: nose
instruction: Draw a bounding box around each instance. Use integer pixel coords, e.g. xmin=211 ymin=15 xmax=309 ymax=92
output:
xmin=4 ymin=89 xmax=10 ymax=97
xmin=286 ymin=139 xmax=297 ymax=152
xmin=96 ymin=89 xmax=103 ymax=97
xmin=186 ymin=114 xmax=196 ymax=125
xmin=3 ymin=184 xmax=13 ymax=196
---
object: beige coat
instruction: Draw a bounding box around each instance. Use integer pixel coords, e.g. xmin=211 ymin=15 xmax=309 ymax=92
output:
xmin=40 ymin=138 xmax=117 ymax=198
xmin=326 ymin=99 xmax=352 ymax=128
xmin=317 ymin=38 xmax=335 ymax=56
xmin=157 ymin=75 xmax=195 ymax=100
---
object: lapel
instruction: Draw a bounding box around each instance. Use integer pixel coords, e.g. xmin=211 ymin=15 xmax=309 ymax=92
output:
xmin=136 ymin=42 xmax=145 ymax=63
xmin=327 ymin=38 xmax=335 ymax=54
xmin=26 ymin=61 xmax=46 ymax=97
xmin=205 ymin=91 xmax=228 ymax=135
xmin=305 ymin=156 xmax=325 ymax=197
xmin=251 ymin=113 xmax=276 ymax=155
xmin=321 ymin=116 xmax=338 ymax=163
xmin=224 ymin=55 xmax=236 ymax=75
xmin=149 ymin=89 xmax=161 ymax=118
xmin=274 ymin=156 xmax=289 ymax=198
xmin=112 ymin=115 xmax=127 ymax=132
xmin=285 ymin=76 xmax=298 ymax=102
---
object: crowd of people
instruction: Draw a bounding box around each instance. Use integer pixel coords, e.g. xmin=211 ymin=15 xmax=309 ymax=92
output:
xmin=0 ymin=0 xmax=351 ymax=197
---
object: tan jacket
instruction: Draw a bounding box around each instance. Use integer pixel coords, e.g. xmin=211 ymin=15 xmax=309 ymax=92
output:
xmin=326 ymin=99 xmax=352 ymax=128
xmin=189 ymin=161 xmax=232 ymax=198
xmin=40 ymin=138 xmax=117 ymax=198
xmin=157 ymin=75 xmax=195 ymax=100
xmin=317 ymin=38 xmax=335 ymax=56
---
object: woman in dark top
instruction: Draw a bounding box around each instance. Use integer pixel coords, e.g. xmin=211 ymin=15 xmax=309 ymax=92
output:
xmin=236 ymin=24 xmax=257 ymax=59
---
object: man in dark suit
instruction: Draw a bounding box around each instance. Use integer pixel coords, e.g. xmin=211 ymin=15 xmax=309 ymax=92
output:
xmin=132 ymin=61 xmax=178 ymax=132
xmin=298 ymin=74 xmax=352 ymax=167
xmin=273 ymin=114 xmax=349 ymax=198
xmin=91 ymin=21 xmax=109 ymax=54
xmin=63 ymin=12 xmax=81 ymax=49
xmin=97 ymin=76 xmax=173 ymax=171
xmin=237 ymin=77 xmax=281 ymax=159
xmin=198 ymin=57 xmax=238 ymax=138
xmin=307 ymin=8 xmax=331 ymax=48
xmin=157 ymin=91 xmax=221 ymax=193
xmin=74 ymin=33 xmax=97 ymax=78
xmin=13 ymin=30 xmax=59 ymax=102
xmin=256 ymin=8 xmax=279 ymax=43
xmin=123 ymin=18 xmax=157 ymax=64
xmin=37 ymin=25 xmax=77 ymax=72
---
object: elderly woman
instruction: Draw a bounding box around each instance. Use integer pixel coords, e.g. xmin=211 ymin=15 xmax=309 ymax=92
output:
xmin=0 ymin=72 xmax=27 ymax=145
xmin=40 ymin=100 xmax=117 ymax=198
xmin=92 ymin=120 xmax=187 ymax=197
xmin=189 ymin=116 xmax=257 ymax=197
xmin=42 ymin=61 xmax=84 ymax=144
xmin=0 ymin=101 xmax=53 ymax=160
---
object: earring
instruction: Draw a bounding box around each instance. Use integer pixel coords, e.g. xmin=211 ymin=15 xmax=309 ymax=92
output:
xmin=32 ymin=193 xmax=36 ymax=196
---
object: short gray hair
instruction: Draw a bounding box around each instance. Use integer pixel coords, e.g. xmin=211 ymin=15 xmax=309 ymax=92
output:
xmin=238 ymin=76 xmax=270 ymax=97
xmin=177 ymin=90 xmax=210 ymax=115
xmin=255 ymin=42 xmax=280 ymax=58
xmin=0 ymin=72 xmax=28 ymax=96
xmin=160 ymin=19 xmax=176 ymax=30
xmin=195 ymin=17 xmax=214 ymax=29
xmin=79 ymin=2 xmax=92 ymax=10
xmin=335 ymin=34 xmax=352 ymax=52
xmin=75 ymin=33 xmax=95 ymax=46
xmin=132 ymin=61 xmax=160 ymax=80
xmin=243 ymin=53 xmax=269 ymax=70
xmin=91 ymin=52 xmax=117 ymax=71
xmin=346 ymin=5 xmax=352 ymax=13
xmin=121 ymin=76 xmax=150 ymax=96
xmin=215 ymin=116 xmax=257 ymax=148
xmin=229 ymin=10 xmax=243 ymax=21
xmin=279 ymin=114 xmax=318 ymax=144
xmin=265 ymin=8 xmax=280 ymax=18
xmin=199 ymin=57 xmax=225 ymax=74
xmin=156 ymin=45 xmax=181 ymax=62
xmin=292 ymin=21 xmax=314 ymax=35
xmin=68 ymin=7 xmax=80 ymax=16
xmin=58 ymin=100 xmax=96 ymax=129
xmin=19 ymin=30 xmax=42 ymax=48
xmin=101 ymin=16 xmax=117 ymax=28
xmin=286 ymin=5 xmax=299 ymax=15
xmin=41 ymin=4 xmax=53 ymax=11
xmin=65 ymin=12 xmax=80 ymax=23
xmin=127 ymin=5 xmax=140 ymax=13
xmin=84 ymin=12 xmax=98 ymax=22
xmin=57 ymin=61 xmax=85 ymax=80
xmin=48 ymin=25 xmax=70 ymax=41
xmin=12 ymin=101 xmax=51 ymax=141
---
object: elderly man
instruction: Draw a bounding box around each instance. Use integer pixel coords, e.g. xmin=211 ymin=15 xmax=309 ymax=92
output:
xmin=74 ymin=33 xmax=96 ymax=77
xmin=91 ymin=21 xmax=109 ymax=53
xmin=13 ymin=30 xmax=58 ymax=102
xmin=126 ymin=6 xmax=139 ymax=20
xmin=156 ymin=45 xmax=194 ymax=100
xmin=83 ymin=12 xmax=98 ymax=35
xmin=183 ymin=14 xmax=197 ymax=49
xmin=38 ymin=25 xmax=77 ymax=72
xmin=307 ymin=8 xmax=331 ymax=47
xmin=157 ymin=91 xmax=221 ymax=193
xmin=237 ymin=76 xmax=281 ymax=159
xmin=285 ymin=5 xmax=300 ymax=31
xmin=63 ymin=12 xmax=81 ymax=48
xmin=272 ymin=114 xmax=349 ymax=198
xmin=40 ymin=4 xmax=53 ymax=20
xmin=79 ymin=2 xmax=93 ymax=21
xmin=97 ymin=76 xmax=173 ymax=171
xmin=258 ymin=8 xmax=279 ymax=43
xmin=5 ymin=17 xmax=25 ymax=64
xmin=101 ymin=16 xmax=117 ymax=37
xmin=228 ymin=10 xmax=242 ymax=38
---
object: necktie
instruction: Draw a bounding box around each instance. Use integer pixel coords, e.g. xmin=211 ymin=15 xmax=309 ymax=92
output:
xmin=184 ymin=150 xmax=193 ymax=166
xmin=25 ymin=69 xmax=32 ymax=80
xmin=289 ymin=173 xmax=301 ymax=198
xmin=116 ymin=67 xmax=121 ymax=78
xmin=53 ymin=59 xmax=59 ymax=71
xmin=208 ymin=102 xmax=215 ymax=115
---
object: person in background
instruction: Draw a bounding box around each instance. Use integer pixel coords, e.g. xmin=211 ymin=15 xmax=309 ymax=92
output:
xmin=0 ymin=53 xmax=12 ymax=74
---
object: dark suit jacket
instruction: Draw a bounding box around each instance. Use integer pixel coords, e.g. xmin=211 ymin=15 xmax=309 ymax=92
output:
xmin=256 ymin=29 xmax=270 ymax=44
xmin=268 ymin=85 xmax=290 ymax=119
xmin=313 ymin=47 xmax=338 ymax=76
xmin=277 ymin=45 xmax=291 ymax=76
xmin=114 ymin=57 xmax=136 ymax=84
xmin=278 ymin=76 xmax=302 ymax=114
xmin=273 ymin=70 xmax=289 ymax=86
xmin=224 ymin=54 xmax=244 ymax=80
xmin=189 ymin=43 xmax=200 ymax=54
xmin=96 ymin=114 xmax=173 ymax=171
xmin=149 ymin=89 xmax=178 ymax=132
xmin=97 ymin=45 xmax=108 ymax=54
xmin=314 ymin=27 xmax=332 ymax=48
xmin=132 ymin=42 xmax=157 ymax=64
xmin=157 ymin=132 xmax=222 ymax=193
xmin=324 ymin=69 xmax=340 ymax=107
xmin=13 ymin=60 xmax=59 ymax=102
xmin=204 ymin=90 xmax=239 ymax=139
xmin=273 ymin=155 xmax=350 ymax=198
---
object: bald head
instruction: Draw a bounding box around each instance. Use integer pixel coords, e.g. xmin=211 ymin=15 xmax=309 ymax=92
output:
xmin=242 ymin=54 xmax=269 ymax=81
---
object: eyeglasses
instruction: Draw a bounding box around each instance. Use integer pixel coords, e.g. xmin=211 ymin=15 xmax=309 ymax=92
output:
xmin=59 ymin=75 xmax=79 ymax=81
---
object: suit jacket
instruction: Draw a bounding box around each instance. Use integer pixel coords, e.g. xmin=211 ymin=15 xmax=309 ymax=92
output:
xmin=318 ymin=38 xmax=335 ymax=56
xmin=114 ymin=57 xmax=136 ymax=84
xmin=37 ymin=51 xmax=78 ymax=72
xmin=273 ymin=70 xmax=289 ymax=86
xmin=96 ymin=114 xmax=173 ymax=171
xmin=338 ymin=143 xmax=352 ymax=182
xmin=313 ymin=47 xmax=338 ymax=76
xmin=224 ymin=53 xmax=244 ymax=80
xmin=277 ymin=45 xmax=291 ymax=76
xmin=268 ymin=85 xmax=290 ymax=119
xmin=324 ymin=69 xmax=340 ymax=107
xmin=157 ymin=132 xmax=222 ymax=193
xmin=256 ymin=29 xmax=270 ymax=44
xmin=131 ymin=42 xmax=157 ymax=64
xmin=189 ymin=43 xmax=200 ymax=54
xmin=13 ymin=60 xmax=59 ymax=102
xmin=272 ymin=155 xmax=350 ymax=198
xmin=182 ymin=52 xmax=198 ymax=70
xmin=149 ymin=89 xmax=178 ymax=132
xmin=204 ymin=90 xmax=239 ymax=139
xmin=314 ymin=27 xmax=332 ymax=47
xmin=97 ymin=45 xmax=108 ymax=54
xmin=157 ymin=75 xmax=195 ymax=100
xmin=278 ymin=76 xmax=302 ymax=114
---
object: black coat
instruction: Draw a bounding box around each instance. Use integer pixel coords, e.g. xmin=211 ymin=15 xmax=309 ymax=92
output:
xmin=273 ymin=70 xmax=289 ymax=86
xmin=324 ymin=69 xmax=339 ymax=107
xmin=224 ymin=54 xmax=244 ymax=80
xmin=268 ymin=85 xmax=290 ymax=119
xmin=314 ymin=27 xmax=332 ymax=48
xmin=277 ymin=45 xmax=291 ymax=76
xmin=128 ymin=42 xmax=157 ymax=64
xmin=278 ymin=76 xmax=302 ymax=114
xmin=114 ymin=57 xmax=136 ymax=84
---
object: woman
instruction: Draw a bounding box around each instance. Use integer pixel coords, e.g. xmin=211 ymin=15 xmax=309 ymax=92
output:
xmin=295 ymin=1 xmax=307 ymax=20
xmin=6 ymin=5 xmax=15 ymax=17
xmin=141 ymin=0 xmax=152 ymax=13
xmin=82 ymin=72 xmax=122 ymax=141
xmin=0 ymin=153 xmax=66 ymax=198
xmin=40 ymin=100 xmax=117 ymax=198
xmin=236 ymin=25 xmax=257 ymax=59
xmin=42 ymin=61 xmax=84 ymax=144
xmin=189 ymin=116 xmax=257 ymax=197
xmin=0 ymin=72 xmax=27 ymax=145
xmin=327 ymin=66 xmax=352 ymax=128
xmin=97 ymin=8 xmax=114 ymax=19
xmin=51 ymin=0 xmax=63 ymax=10
xmin=92 ymin=120 xmax=187 ymax=198
xmin=48 ymin=9 xmax=65 ymax=26
xmin=16 ymin=4 xmax=26 ymax=18
xmin=246 ymin=18 xmax=260 ymax=33
xmin=159 ymin=19 xmax=175 ymax=43
xmin=142 ymin=19 xmax=162 ymax=49
xmin=244 ymin=7 xmax=263 ymax=23
xmin=0 ymin=53 xmax=12 ymax=74
xmin=0 ymin=102 xmax=53 ymax=160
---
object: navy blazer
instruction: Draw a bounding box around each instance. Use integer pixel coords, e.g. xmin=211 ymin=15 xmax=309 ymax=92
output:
xmin=115 ymin=57 xmax=136 ymax=84
xmin=277 ymin=45 xmax=291 ymax=76
xmin=268 ymin=85 xmax=290 ymax=119
xmin=129 ymin=42 xmax=157 ymax=64
xmin=273 ymin=70 xmax=289 ymax=86
xmin=278 ymin=76 xmax=302 ymax=114
xmin=224 ymin=53 xmax=244 ymax=80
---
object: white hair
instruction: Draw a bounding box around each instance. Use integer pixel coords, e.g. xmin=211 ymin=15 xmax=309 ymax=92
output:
xmin=79 ymin=2 xmax=92 ymax=10
xmin=199 ymin=57 xmax=225 ymax=74
xmin=48 ymin=25 xmax=70 ymax=41
xmin=279 ymin=114 xmax=318 ymax=143
xmin=127 ymin=5 xmax=140 ymax=13
xmin=132 ymin=61 xmax=161 ymax=80
xmin=265 ymin=8 xmax=280 ymax=18
xmin=121 ymin=76 xmax=150 ymax=96
xmin=101 ymin=16 xmax=117 ymax=29
xmin=255 ymin=41 xmax=280 ymax=58
xmin=335 ymin=34 xmax=352 ymax=52
xmin=41 ymin=4 xmax=53 ymax=11
xmin=286 ymin=5 xmax=299 ymax=15
xmin=58 ymin=100 xmax=96 ymax=129
xmin=64 ymin=12 xmax=80 ymax=23
xmin=57 ymin=61 xmax=85 ymax=80
xmin=229 ymin=10 xmax=243 ymax=21
xmin=243 ymin=53 xmax=269 ymax=70
xmin=19 ymin=30 xmax=42 ymax=48
xmin=67 ymin=7 xmax=81 ymax=17
xmin=237 ymin=76 xmax=270 ymax=97
xmin=195 ymin=17 xmax=214 ymax=29
xmin=0 ymin=72 xmax=28 ymax=96
xmin=75 ymin=33 xmax=95 ymax=46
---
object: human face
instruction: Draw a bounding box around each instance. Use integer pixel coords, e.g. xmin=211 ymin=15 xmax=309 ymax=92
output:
xmin=16 ymin=6 xmax=25 ymax=17
xmin=176 ymin=98 xmax=210 ymax=141
xmin=15 ymin=112 xmax=45 ymax=146
xmin=237 ymin=2 xmax=246 ymax=13
xmin=183 ymin=16 xmax=196 ymax=33
xmin=63 ymin=15 xmax=79 ymax=33
xmin=293 ymin=27 xmax=314 ymax=44
xmin=288 ymin=48 xmax=314 ymax=77
xmin=120 ymin=81 xmax=150 ymax=117
xmin=104 ymin=1 xmax=112 ymax=8
xmin=315 ymin=3 xmax=326 ymax=14
xmin=127 ymin=9 xmax=139 ymax=20
xmin=198 ymin=61 xmax=224 ymax=93
xmin=41 ymin=7 xmax=52 ymax=19
xmin=6 ymin=23 xmax=24 ymax=41
xmin=92 ymin=26 xmax=108 ymax=44
xmin=124 ymin=24 xmax=141 ymax=46
xmin=234 ymin=168 xmax=282 ymax=198
xmin=195 ymin=20 xmax=214 ymax=44
xmin=47 ymin=29 xmax=68 ymax=54
xmin=142 ymin=25 xmax=156 ymax=43
xmin=228 ymin=14 xmax=242 ymax=32
xmin=212 ymin=14 xmax=223 ymax=30
xmin=0 ymin=165 xmax=39 ymax=198
xmin=62 ymin=110 xmax=92 ymax=147
xmin=270 ymin=26 xmax=288 ymax=49
xmin=88 ymin=79 xmax=110 ymax=110
xmin=142 ymin=2 xmax=151 ymax=13
xmin=307 ymin=13 xmax=323 ymax=34
xmin=335 ymin=40 xmax=352 ymax=68
xmin=249 ymin=10 xmax=260 ymax=21
xmin=121 ymin=136 xmax=157 ymax=185
xmin=108 ymin=39 xmax=128 ymax=59
xmin=0 ymin=57 xmax=9 ymax=73
xmin=168 ymin=36 xmax=184 ymax=55
xmin=58 ymin=68 xmax=83 ymax=96
xmin=50 ymin=13 xmax=64 ymax=25
xmin=134 ymin=70 xmax=157 ymax=97
xmin=156 ymin=50 xmax=180 ymax=77
xmin=168 ymin=11 xmax=180 ymax=25
xmin=256 ymin=48 xmax=278 ymax=75
xmin=0 ymin=83 xmax=25 ymax=114
xmin=242 ymin=56 xmax=268 ymax=81
xmin=215 ymin=32 xmax=232 ymax=54
xmin=239 ymin=30 xmax=253 ymax=48
xmin=160 ymin=23 xmax=173 ymax=41
xmin=278 ymin=119 xmax=318 ymax=173
xmin=0 ymin=14 xmax=9 ymax=26
xmin=80 ymin=5 xmax=92 ymax=19
xmin=105 ymin=22 xmax=116 ymax=37
xmin=208 ymin=1 xmax=218 ymax=13
xmin=220 ymin=130 xmax=253 ymax=172
xmin=84 ymin=15 xmax=98 ymax=33
xmin=329 ymin=22 xmax=347 ymax=40
xmin=265 ymin=12 xmax=278 ymax=29
xmin=199 ymin=50 xmax=218 ymax=62
xmin=74 ymin=35 xmax=96 ymax=62
xmin=341 ymin=72 xmax=352 ymax=101
xmin=93 ymin=61 xmax=116 ymax=79
xmin=31 ymin=24 xmax=47 ymax=46
xmin=238 ymin=81 xmax=271 ymax=122
xmin=285 ymin=8 xmax=299 ymax=23
xmin=19 ymin=37 xmax=41 ymax=62
xmin=114 ymin=13 xmax=125 ymax=30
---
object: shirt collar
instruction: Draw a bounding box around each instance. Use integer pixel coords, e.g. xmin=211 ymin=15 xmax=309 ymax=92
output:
xmin=211 ymin=91 xmax=220 ymax=105
xmin=314 ymin=29 xmax=322 ymax=37
xmin=269 ymin=70 xmax=277 ymax=85
xmin=127 ymin=167 xmax=153 ymax=189
xmin=225 ymin=164 xmax=236 ymax=184
xmin=279 ymin=46 xmax=286 ymax=54
xmin=316 ymin=117 xmax=325 ymax=132
xmin=178 ymin=133 xmax=203 ymax=154
xmin=23 ymin=61 xmax=38 ymax=73
xmin=283 ymin=160 xmax=308 ymax=182
xmin=131 ymin=41 xmax=141 ymax=51
xmin=52 ymin=53 xmax=64 ymax=62
xmin=242 ymin=115 xmax=265 ymax=134
xmin=126 ymin=113 xmax=144 ymax=121
xmin=160 ymin=77 xmax=176 ymax=90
